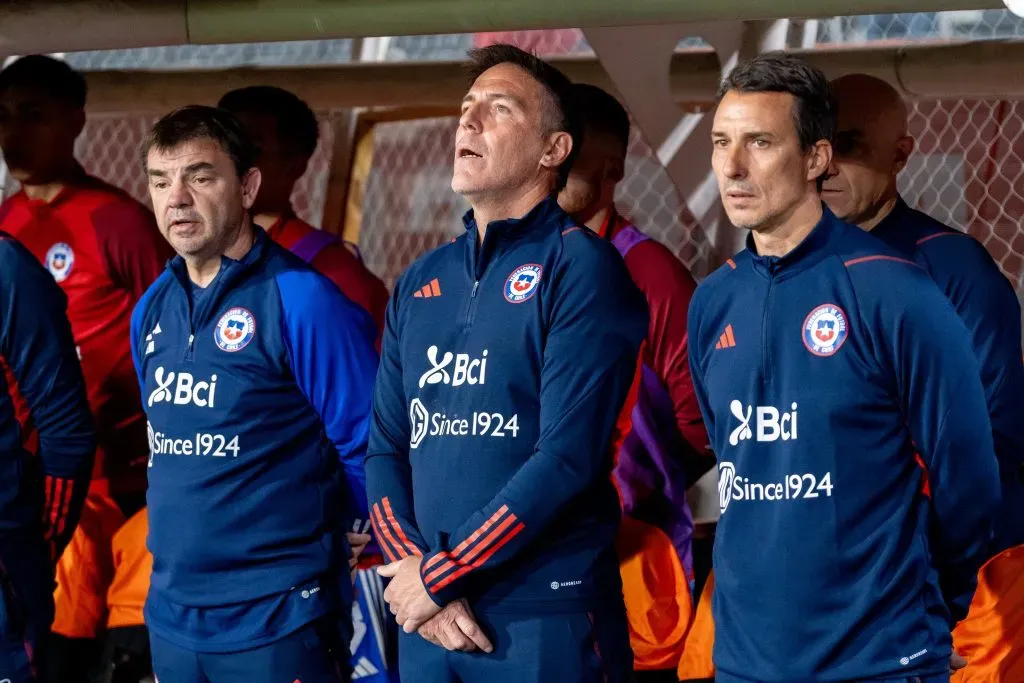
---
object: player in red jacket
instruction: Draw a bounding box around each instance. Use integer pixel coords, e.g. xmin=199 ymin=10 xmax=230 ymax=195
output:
xmin=0 ymin=55 xmax=173 ymax=682
xmin=558 ymin=83 xmax=714 ymax=683
xmin=218 ymin=86 xmax=389 ymax=346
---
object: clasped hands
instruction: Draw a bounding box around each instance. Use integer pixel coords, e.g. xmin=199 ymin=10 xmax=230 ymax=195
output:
xmin=378 ymin=556 xmax=494 ymax=653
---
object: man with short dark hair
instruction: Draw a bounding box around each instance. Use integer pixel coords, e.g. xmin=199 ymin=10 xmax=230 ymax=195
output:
xmin=825 ymin=72 xmax=1024 ymax=682
xmin=559 ymin=82 xmax=713 ymax=682
xmin=132 ymin=105 xmax=379 ymax=682
xmin=366 ymin=45 xmax=648 ymax=682
xmin=0 ymin=54 xmax=172 ymax=682
xmin=218 ymin=86 xmax=388 ymax=344
xmin=0 ymin=231 xmax=95 ymax=683
xmin=688 ymin=52 xmax=998 ymax=681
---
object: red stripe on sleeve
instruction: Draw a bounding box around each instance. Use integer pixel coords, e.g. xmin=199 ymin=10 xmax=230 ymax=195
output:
xmin=429 ymin=522 xmax=526 ymax=593
xmin=372 ymin=503 xmax=405 ymax=562
xmin=422 ymin=505 xmax=509 ymax=574
xmin=370 ymin=506 xmax=400 ymax=564
xmin=381 ymin=497 xmax=421 ymax=558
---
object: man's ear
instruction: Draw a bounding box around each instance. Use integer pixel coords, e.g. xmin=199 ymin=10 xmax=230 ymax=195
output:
xmin=893 ymin=135 xmax=915 ymax=175
xmin=240 ymin=167 xmax=262 ymax=210
xmin=806 ymin=139 xmax=832 ymax=183
xmin=541 ymin=131 xmax=573 ymax=171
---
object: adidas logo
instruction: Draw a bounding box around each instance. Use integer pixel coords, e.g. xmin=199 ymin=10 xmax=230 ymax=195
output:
xmin=145 ymin=322 xmax=162 ymax=356
xmin=413 ymin=278 xmax=441 ymax=299
xmin=715 ymin=324 xmax=736 ymax=350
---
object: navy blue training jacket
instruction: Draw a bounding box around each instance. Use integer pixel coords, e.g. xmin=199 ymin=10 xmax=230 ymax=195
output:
xmin=0 ymin=232 xmax=94 ymax=558
xmin=365 ymin=196 xmax=648 ymax=613
xmin=688 ymin=206 xmax=999 ymax=682
xmin=872 ymin=197 xmax=1024 ymax=553
xmin=131 ymin=228 xmax=378 ymax=615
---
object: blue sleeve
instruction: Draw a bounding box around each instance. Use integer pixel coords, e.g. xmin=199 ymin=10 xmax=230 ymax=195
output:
xmin=418 ymin=238 xmax=649 ymax=606
xmin=865 ymin=262 xmax=1000 ymax=623
xmin=918 ymin=236 xmax=1024 ymax=548
xmin=364 ymin=277 xmax=431 ymax=562
xmin=277 ymin=270 xmax=380 ymax=525
xmin=686 ymin=287 xmax=717 ymax=451
xmin=0 ymin=237 xmax=95 ymax=559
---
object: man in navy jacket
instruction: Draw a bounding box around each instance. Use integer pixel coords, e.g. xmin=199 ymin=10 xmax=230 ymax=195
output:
xmin=689 ymin=53 xmax=999 ymax=682
xmin=132 ymin=105 xmax=379 ymax=683
xmin=0 ymin=232 xmax=94 ymax=682
xmin=366 ymin=45 xmax=648 ymax=682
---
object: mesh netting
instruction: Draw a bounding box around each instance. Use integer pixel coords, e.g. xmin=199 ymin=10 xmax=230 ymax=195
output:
xmin=0 ymin=114 xmax=336 ymax=228
xmin=356 ymin=99 xmax=1024 ymax=295
xmin=0 ymin=14 xmax=1021 ymax=298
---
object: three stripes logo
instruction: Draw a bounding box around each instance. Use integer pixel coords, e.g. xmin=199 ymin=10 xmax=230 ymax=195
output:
xmin=421 ymin=505 xmax=525 ymax=595
xmin=715 ymin=324 xmax=737 ymax=349
xmin=413 ymin=278 xmax=442 ymax=299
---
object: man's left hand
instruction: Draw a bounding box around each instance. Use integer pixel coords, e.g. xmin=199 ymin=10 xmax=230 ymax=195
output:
xmin=378 ymin=555 xmax=442 ymax=632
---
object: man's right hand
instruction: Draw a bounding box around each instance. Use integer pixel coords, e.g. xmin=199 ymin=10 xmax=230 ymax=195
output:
xmin=417 ymin=599 xmax=494 ymax=653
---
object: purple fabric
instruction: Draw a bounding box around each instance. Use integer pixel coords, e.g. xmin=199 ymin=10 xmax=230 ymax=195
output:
xmin=610 ymin=223 xmax=695 ymax=581
xmin=289 ymin=229 xmax=340 ymax=264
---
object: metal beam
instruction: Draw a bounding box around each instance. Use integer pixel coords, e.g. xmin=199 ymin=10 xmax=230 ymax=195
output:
xmin=80 ymin=40 xmax=1024 ymax=116
xmin=0 ymin=0 xmax=1005 ymax=54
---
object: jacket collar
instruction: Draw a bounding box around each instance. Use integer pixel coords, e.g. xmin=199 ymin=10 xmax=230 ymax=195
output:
xmin=747 ymin=203 xmax=842 ymax=279
xmin=169 ymin=223 xmax=269 ymax=292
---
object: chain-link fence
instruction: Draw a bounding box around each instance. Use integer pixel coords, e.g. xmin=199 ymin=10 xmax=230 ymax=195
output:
xmin=0 ymin=113 xmax=336 ymax=228
xmin=1 ymin=12 xmax=1021 ymax=297
xmin=358 ymin=116 xmax=709 ymax=290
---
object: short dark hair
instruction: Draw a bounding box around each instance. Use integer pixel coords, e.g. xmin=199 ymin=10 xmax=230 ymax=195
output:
xmin=717 ymin=52 xmax=836 ymax=152
xmin=0 ymin=55 xmax=87 ymax=109
xmin=141 ymin=105 xmax=256 ymax=179
xmin=572 ymin=83 xmax=630 ymax=157
xmin=467 ymin=44 xmax=581 ymax=192
xmin=217 ymin=86 xmax=320 ymax=160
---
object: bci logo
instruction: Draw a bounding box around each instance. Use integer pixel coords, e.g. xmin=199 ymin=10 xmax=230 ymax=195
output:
xmin=418 ymin=345 xmax=488 ymax=389
xmin=728 ymin=400 xmax=798 ymax=445
xmin=148 ymin=366 xmax=218 ymax=408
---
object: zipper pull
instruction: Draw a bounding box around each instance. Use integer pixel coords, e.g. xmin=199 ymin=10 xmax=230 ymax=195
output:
xmin=471 ymin=281 xmax=479 ymax=298
xmin=188 ymin=334 xmax=195 ymax=351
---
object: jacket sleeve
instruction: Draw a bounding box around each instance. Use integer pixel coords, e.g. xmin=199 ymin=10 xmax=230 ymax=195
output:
xmin=870 ymin=263 xmax=1000 ymax=623
xmin=418 ymin=238 xmax=648 ymax=606
xmin=364 ymin=278 xmax=431 ymax=562
xmin=0 ymin=237 xmax=95 ymax=561
xmin=625 ymin=239 xmax=715 ymax=482
xmin=277 ymin=270 xmax=380 ymax=525
xmin=685 ymin=288 xmax=717 ymax=461
xmin=917 ymin=235 xmax=1024 ymax=547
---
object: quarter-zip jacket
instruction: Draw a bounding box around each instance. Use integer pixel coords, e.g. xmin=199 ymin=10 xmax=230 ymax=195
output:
xmin=130 ymin=228 xmax=378 ymax=617
xmin=0 ymin=232 xmax=94 ymax=558
xmin=872 ymin=197 xmax=1024 ymax=554
xmin=687 ymin=206 xmax=999 ymax=682
xmin=365 ymin=196 xmax=648 ymax=612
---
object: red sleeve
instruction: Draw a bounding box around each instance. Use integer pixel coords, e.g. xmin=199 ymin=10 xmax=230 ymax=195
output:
xmin=311 ymin=243 xmax=389 ymax=347
xmin=92 ymin=199 xmax=173 ymax=300
xmin=623 ymin=239 xmax=714 ymax=481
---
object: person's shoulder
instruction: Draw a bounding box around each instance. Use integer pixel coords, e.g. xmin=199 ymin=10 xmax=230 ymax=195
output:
xmin=0 ymin=231 xmax=36 ymax=277
xmin=903 ymin=208 xmax=1000 ymax=275
xmin=692 ymin=250 xmax=752 ymax=300
xmin=834 ymin=217 xmax=926 ymax=279
xmin=0 ymin=191 xmax=26 ymax=226
xmin=79 ymin=177 xmax=159 ymax=234
xmin=394 ymin=233 xmax=464 ymax=295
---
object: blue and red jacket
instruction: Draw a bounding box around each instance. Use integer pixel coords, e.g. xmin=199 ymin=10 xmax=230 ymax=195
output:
xmin=0 ymin=232 xmax=94 ymax=562
xmin=130 ymin=227 xmax=379 ymax=650
xmin=871 ymin=197 xmax=1024 ymax=553
xmin=687 ymin=206 xmax=999 ymax=681
xmin=365 ymin=195 xmax=648 ymax=613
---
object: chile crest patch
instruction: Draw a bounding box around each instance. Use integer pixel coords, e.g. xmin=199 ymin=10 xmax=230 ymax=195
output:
xmin=504 ymin=264 xmax=543 ymax=303
xmin=45 ymin=242 xmax=75 ymax=282
xmin=802 ymin=303 xmax=848 ymax=357
xmin=214 ymin=307 xmax=256 ymax=352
